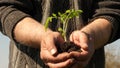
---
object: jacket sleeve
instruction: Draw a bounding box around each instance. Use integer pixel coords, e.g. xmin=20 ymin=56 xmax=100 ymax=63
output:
xmin=92 ymin=0 xmax=120 ymax=43
xmin=0 ymin=0 xmax=33 ymax=40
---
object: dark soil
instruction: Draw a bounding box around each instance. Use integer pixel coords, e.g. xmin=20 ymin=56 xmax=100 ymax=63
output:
xmin=56 ymin=41 xmax=80 ymax=53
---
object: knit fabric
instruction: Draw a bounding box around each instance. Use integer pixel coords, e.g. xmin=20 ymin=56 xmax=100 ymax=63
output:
xmin=0 ymin=0 xmax=120 ymax=68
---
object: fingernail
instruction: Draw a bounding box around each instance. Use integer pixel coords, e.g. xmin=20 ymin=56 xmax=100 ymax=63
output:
xmin=50 ymin=49 xmax=57 ymax=55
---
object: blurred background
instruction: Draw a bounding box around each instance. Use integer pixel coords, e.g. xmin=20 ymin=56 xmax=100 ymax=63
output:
xmin=105 ymin=39 xmax=120 ymax=68
xmin=0 ymin=32 xmax=120 ymax=68
xmin=0 ymin=32 xmax=10 ymax=68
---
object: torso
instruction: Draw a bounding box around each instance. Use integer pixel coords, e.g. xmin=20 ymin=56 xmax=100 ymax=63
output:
xmin=9 ymin=0 xmax=105 ymax=68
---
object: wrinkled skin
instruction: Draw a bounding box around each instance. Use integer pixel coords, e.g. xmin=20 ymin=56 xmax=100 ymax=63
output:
xmin=69 ymin=31 xmax=95 ymax=68
xmin=40 ymin=32 xmax=75 ymax=68
xmin=40 ymin=30 xmax=95 ymax=68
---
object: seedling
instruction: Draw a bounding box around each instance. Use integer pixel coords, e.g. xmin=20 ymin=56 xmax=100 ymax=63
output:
xmin=44 ymin=9 xmax=83 ymax=41
xmin=44 ymin=9 xmax=83 ymax=52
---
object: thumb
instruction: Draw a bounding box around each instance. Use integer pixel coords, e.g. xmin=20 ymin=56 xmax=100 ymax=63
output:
xmin=41 ymin=37 xmax=57 ymax=56
xmin=50 ymin=48 xmax=57 ymax=56
xmin=47 ymin=39 xmax=58 ymax=56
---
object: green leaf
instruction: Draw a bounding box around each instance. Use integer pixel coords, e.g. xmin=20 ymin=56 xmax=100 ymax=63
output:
xmin=65 ymin=10 xmax=71 ymax=14
xmin=58 ymin=27 xmax=63 ymax=32
xmin=44 ymin=9 xmax=83 ymax=41
xmin=52 ymin=13 xmax=57 ymax=18
xmin=58 ymin=12 xmax=62 ymax=16
xmin=44 ymin=17 xmax=53 ymax=31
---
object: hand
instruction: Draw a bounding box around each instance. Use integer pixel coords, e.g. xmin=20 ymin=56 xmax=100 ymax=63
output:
xmin=40 ymin=31 xmax=74 ymax=68
xmin=69 ymin=30 xmax=95 ymax=68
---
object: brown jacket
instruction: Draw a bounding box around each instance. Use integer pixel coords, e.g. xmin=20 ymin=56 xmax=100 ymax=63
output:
xmin=0 ymin=0 xmax=120 ymax=68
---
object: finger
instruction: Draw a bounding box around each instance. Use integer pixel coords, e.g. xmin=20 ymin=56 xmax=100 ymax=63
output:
xmin=78 ymin=31 xmax=90 ymax=51
xmin=47 ymin=58 xmax=75 ymax=68
xmin=41 ymin=35 xmax=57 ymax=55
xmin=80 ymin=31 xmax=94 ymax=53
xmin=69 ymin=32 xmax=74 ymax=42
xmin=40 ymin=50 xmax=72 ymax=63
xmin=52 ymin=32 xmax=65 ymax=55
xmin=55 ymin=32 xmax=64 ymax=45
xmin=72 ymin=31 xmax=81 ymax=46
xmin=70 ymin=31 xmax=90 ymax=51
xmin=70 ymin=51 xmax=89 ymax=61
xmin=69 ymin=31 xmax=80 ymax=47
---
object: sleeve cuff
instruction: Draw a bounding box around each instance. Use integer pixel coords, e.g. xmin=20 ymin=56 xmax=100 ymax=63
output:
xmin=3 ymin=10 xmax=30 ymax=41
xmin=90 ymin=15 xmax=120 ymax=43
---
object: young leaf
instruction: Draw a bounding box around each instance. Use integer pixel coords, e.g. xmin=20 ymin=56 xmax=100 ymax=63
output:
xmin=44 ymin=9 xmax=83 ymax=41
xmin=58 ymin=27 xmax=63 ymax=33
xmin=65 ymin=10 xmax=71 ymax=14
xmin=44 ymin=17 xmax=53 ymax=31
xmin=52 ymin=13 xmax=57 ymax=18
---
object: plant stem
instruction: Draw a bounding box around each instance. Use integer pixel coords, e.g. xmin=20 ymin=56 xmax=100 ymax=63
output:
xmin=63 ymin=12 xmax=72 ymax=41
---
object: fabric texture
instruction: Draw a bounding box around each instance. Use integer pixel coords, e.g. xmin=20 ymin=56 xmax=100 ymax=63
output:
xmin=0 ymin=0 xmax=120 ymax=68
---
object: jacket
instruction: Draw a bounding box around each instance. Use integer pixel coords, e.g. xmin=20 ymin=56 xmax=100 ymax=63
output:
xmin=0 ymin=0 xmax=120 ymax=68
